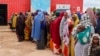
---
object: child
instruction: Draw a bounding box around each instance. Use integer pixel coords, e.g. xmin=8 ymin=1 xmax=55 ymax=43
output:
xmin=88 ymin=33 xmax=100 ymax=56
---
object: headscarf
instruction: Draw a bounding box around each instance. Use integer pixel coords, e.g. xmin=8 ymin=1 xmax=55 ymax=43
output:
xmin=80 ymin=13 xmax=95 ymax=34
xmin=55 ymin=12 xmax=60 ymax=17
xmin=86 ymin=8 xmax=96 ymax=27
xmin=25 ymin=12 xmax=32 ymax=29
xmin=72 ymin=14 xmax=80 ymax=27
xmin=66 ymin=10 xmax=72 ymax=18
xmin=91 ymin=33 xmax=100 ymax=44
xmin=72 ymin=13 xmax=95 ymax=39
xmin=80 ymin=13 xmax=92 ymax=28
xmin=31 ymin=11 xmax=45 ymax=40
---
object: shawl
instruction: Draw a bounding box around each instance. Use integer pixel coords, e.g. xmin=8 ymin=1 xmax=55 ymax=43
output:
xmin=86 ymin=8 xmax=96 ymax=27
xmin=72 ymin=14 xmax=80 ymax=27
xmin=51 ymin=12 xmax=64 ymax=45
xmin=31 ymin=12 xmax=44 ymax=41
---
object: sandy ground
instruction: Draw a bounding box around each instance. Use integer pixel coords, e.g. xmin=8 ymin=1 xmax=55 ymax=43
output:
xmin=0 ymin=26 xmax=60 ymax=56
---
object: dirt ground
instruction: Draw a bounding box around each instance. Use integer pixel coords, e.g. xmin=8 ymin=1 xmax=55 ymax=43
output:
xmin=0 ymin=26 xmax=60 ymax=56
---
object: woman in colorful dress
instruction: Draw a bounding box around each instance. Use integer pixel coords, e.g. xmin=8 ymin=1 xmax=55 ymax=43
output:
xmin=60 ymin=12 xmax=73 ymax=56
xmin=11 ymin=13 xmax=18 ymax=31
xmin=51 ymin=12 xmax=64 ymax=54
xmin=72 ymin=8 xmax=96 ymax=56
xmin=24 ymin=12 xmax=33 ymax=41
xmin=49 ymin=11 xmax=60 ymax=51
xmin=31 ymin=11 xmax=47 ymax=49
xmin=70 ymin=14 xmax=80 ymax=56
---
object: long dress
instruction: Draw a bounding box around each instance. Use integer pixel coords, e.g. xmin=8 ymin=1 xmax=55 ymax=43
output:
xmin=50 ymin=21 xmax=54 ymax=51
xmin=60 ymin=16 xmax=68 ymax=56
xmin=9 ymin=14 xmax=14 ymax=29
xmin=72 ymin=13 xmax=94 ymax=56
xmin=36 ymin=20 xmax=47 ymax=49
xmin=70 ymin=14 xmax=79 ymax=56
xmin=63 ymin=18 xmax=74 ymax=56
xmin=11 ymin=14 xmax=18 ymax=31
xmin=62 ymin=18 xmax=69 ymax=56
xmin=31 ymin=12 xmax=46 ymax=49
xmin=50 ymin=13 xmax=64 ymax=54
xmin=12 ymin=15 xmax=17 ymax=29
xmin=24 ymin=13 xmax=32 ymax=41
xmin=16 ymin=13 xmax=25 ymax=41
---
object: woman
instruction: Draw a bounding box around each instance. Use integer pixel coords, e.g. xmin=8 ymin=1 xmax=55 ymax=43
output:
xmin=16 ymin=12 xmax=25 ymax=42
xmin=31 ymin=11 xmax=46 ymax=49
xmin=8 ymin=13 xmax=14 ymax=29
xmin=72 ymin=8 xmax=96 ymax=56
xmin=70 ymin=14 xmax=79 ymax=56
xmin=24 ymin=12 xmax=33 ymax=41
xmin=60 ymin=12 xmax=73 ymax=56
xmin=11 ymin=13 xmax=18 ymax=31
xmin=49 ymin=12 xmax=60 ymax=51
xmin=51 ymin=12 xmax=64 ymax=54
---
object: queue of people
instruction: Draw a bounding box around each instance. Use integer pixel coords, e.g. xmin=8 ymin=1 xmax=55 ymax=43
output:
xmin=8 ymin=8 xmax=100 ymax=56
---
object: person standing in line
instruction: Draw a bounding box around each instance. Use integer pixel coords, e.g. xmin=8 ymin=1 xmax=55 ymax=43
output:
xmin=31 ymin=11 xmax=46 ymax=49
xmin=51 ymin=12 xmax=64 ymax=55
xmin=72 ymin=8 xmax=96 ymax=56
xmin=24 ymin=12 xmax=33 ymax=41
xmin=16 ymin=12 xmax=25 ymax=42
xmin=49 ymin=11 xmax=60 ymax=51
xmin=60 ymin=12 xmax=71 ymax=56
xmin=10 ymin=13 xmax=18 ymax=31
xmin=70 ymin=14 xmax=80 ymax=56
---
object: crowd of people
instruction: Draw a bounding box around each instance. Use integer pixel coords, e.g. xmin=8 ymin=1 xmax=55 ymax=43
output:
xmin=8 ymin=8 xmax=100 ymax=56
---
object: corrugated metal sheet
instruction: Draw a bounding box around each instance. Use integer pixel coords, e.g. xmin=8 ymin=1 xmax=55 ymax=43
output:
xmin=0 ymin=0 xmax=30 ymax=22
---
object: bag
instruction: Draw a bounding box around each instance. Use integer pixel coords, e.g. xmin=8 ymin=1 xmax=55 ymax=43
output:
xmin=77 ymin=26 xmax=91 ymax=45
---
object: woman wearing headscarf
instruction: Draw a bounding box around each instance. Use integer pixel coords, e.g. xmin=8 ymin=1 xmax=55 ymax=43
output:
xmin=50 ymin=12 xmax=64 ymax=54
xmin=11 ymin=13 xmax=18 ymax=31
xmin=16 ymin=12 xmax=25 ymax=42
xmin=72 ymin=8 xmax=95 ymax=56
xmin=24 ymin=12 xmax=33 ymax=41
xmin=8 ymin=13 xmax=14 ymax=29
xmin=72 ymin=14 xmax=80 ymax=27
xmin=60 ymin=12 xmax=73 ymax=56
xmin=70 ymin=14 xmax=79 ymax=56
xmin=31 ymin=11 xmax=46 ymax=49
xmin=49 ymin=12 xmax=60 ymax=51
